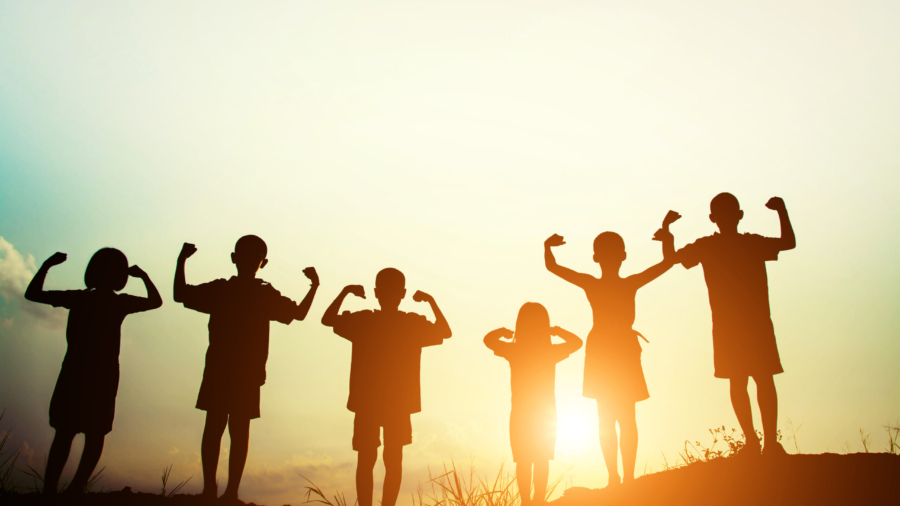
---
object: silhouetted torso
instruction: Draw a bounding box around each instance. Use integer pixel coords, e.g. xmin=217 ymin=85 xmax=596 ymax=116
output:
xmin=45 ymin=289 xmax=150 ymax=433
xmin=680 ymin=233 xmax=783 ymax=378
xmin=332 ymin=309 xmax=440 ymax=416
xmin=180 ymin=276 xmax=298 ymax=388
xmin=581 ymin=277 xmax=648 ymax=404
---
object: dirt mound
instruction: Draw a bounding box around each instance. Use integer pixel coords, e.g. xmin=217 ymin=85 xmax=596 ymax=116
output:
xmin=1 ymin=488 xmax=266 ymax=506
xmin=556 ymin=452 xmax=899 ymax=506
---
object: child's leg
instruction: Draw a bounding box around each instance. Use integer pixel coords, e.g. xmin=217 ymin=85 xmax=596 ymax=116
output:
xmin=728 ymin=376 xmax=759 ymax=444
xmin=44 ymin=430 xmax=76 ymax=494
xmin=382 ymin=444 xmax=403 ymax=506
xmin=596 ymin=401 xmax=620 ymax=485
xmin=515 ymin=461 xmax=532 ymax=504
xmin=67 ymin=432 xmax=105 ymax=492
xmin=201 ymin=411 xmax=228 ymax=497
xmin=356 ymin=448 xmax=378 ymax=506
xmin=753 ymin=375 xmax=778 ymax=445
xmin=532 ymin=460 xmax=549 ymax=502
xmin=616 ymin=403 xmax=638 ymax=483
xmin=222 ymin=415 xmax=251 ymax=500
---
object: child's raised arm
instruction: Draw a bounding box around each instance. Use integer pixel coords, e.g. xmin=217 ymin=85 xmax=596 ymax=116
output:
xmin=293 ymin=267 xmax=320 ymax=321
xmin=630 ymin=211 xmax=681 ymax=289
xmin=544 ymin=234 xmax=594 ymax=288
xmin=483 ymin=327 xmax=514 ymax=353
xmin=321 ymin=285 xmax=364 ymax=327
xmin=124 ymin=265 xmax=163 ymax=313
xmin=550 ymin=326 xmax=583 ymax=355
xmin=413 ymin=290 xmax=452 ymax=340
xmin=24 ymin=252 xmax=68 ymax=304
xmin=766 ymin=197 xmax=796 ymax=251
xmin=172 ymin=242 xmax=197 ymax=303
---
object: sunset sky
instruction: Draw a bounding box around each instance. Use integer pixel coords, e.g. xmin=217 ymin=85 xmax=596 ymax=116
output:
xmin=1 ymin=1 xmax=899 ymax=505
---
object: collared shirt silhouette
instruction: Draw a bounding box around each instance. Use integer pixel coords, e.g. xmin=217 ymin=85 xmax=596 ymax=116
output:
xmin=679 ymin=232 xmax=783 ymax=377
xmin=182 ymin=276 xmax=300 ymax=395
xmin=174 ymin=236 xmax=319 ymax=502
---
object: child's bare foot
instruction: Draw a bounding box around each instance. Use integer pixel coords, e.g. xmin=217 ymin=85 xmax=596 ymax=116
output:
xmin=763 ymin=440 xmax=787 ymax=458
xmin=604 ymin=475 xmax=621 ymax=489
xmin=735 ymin=436 xmax=761 ymax=459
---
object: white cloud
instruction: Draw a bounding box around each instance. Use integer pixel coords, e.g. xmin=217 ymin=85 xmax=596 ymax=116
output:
xmin=0 ymin=237 xmax=66 ymax=327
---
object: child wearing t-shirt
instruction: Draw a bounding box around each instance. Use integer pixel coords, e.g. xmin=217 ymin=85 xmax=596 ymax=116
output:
xmin=24 ymin=248 xmax=162 ymax=496
xmin=483 ymin=303 xmax=582 ymax=506
xmin=665 ymin=193 xmax=795 ymax=457
xmin=321 ymin=268 xmax=451 ymax=506
xmin=543 ymin=211 xmax=677 ymax=487
xmin=174 ymin=236 xmax=319 ymax=502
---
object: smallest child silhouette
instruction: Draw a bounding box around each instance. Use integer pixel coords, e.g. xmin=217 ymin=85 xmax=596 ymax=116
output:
xmin=24 ymin=248 xmax=163 ymax=496
xmin=484 ymin=303 xmax=582 ymax=506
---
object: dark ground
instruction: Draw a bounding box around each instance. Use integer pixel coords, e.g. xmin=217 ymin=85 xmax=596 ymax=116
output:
xmin=556 ymin=452 xmax=900 ymax=506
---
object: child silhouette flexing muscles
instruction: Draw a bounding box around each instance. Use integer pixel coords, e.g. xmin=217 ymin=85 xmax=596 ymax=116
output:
xmin=174 ymin=236 xmax=319 ymax=502
xmin=24 ymin=248 xmax=162 ymax=496
xmin=321 ymin=268 xmax=451 ymax=506
xmin=483 ymin=303 xmax=582 ymax=506
xmin=544 ymin=212 xmax=677 ymax=487
xmin=664 ymin=194 xmax=795 ymax=457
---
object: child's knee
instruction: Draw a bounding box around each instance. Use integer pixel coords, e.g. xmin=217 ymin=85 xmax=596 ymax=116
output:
xmin=357 ymin=449 xmax=378 ymax=468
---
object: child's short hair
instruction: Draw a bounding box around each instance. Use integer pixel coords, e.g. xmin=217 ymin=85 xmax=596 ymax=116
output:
xmin=235 ymin=235 xmax=267 ymax=260
xmin=710 ymin=192 xmax=740 ymax=214
xmin=514 ymin=302 xmax=551 ymax=346
xmin=593 ymin=232 xmax=625 ymax=255
xmin=376 ymin=268 xmax=405 ymax=291
xmin=84 ymin=248 xmax=129 ymax=291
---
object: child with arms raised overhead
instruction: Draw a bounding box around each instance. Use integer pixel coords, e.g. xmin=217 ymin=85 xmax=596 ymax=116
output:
xmin=543 ymin=211 xmax=678 ymax=487
xmin=484 ymin=303 xmax=582 ymax=506
xmin=174 ymin=236 xmax=319 ymax=503
xmin=25 ymin=248 xmax=163 ymax=497
xmin=663 ymin=194 xmax=795 ymax=458
xmin=321 ymin=268 xmax=451 ymax=506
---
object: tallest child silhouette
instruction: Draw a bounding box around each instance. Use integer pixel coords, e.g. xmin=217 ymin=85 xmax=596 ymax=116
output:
xmin=174 ymin=236 xmax=319 ymax=503
xmin=664 ymin=194 xmax=795 ymax=457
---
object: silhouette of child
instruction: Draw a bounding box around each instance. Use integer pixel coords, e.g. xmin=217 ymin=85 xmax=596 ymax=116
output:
xmin=321 ymin=268 xmax=452 ymax=506
xmin=544 ymin=212 xmax=677 ymax=487
xmin=664 ymin=194 xmax=795 ymax=458
xmin=483 ymin=303 xmax=582 ymax=506
xmin=24 ymin=248 xmax=162 ymax=496
xmin=173 ymin=236 xmax=319 ymax=502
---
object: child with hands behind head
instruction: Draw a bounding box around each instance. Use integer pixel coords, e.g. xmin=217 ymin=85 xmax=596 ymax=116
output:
xmin=173 ymin=236 xmax=319 ymax=503
xmin=484 ymin=303 xmax=582 ymax=506
xmin=543 ymin=211 xmax=678 ymax=488
xmin=24 ymin=248 xmax=162 ymax=497
xmin=321 ymin=268 xmax=451 ymax=506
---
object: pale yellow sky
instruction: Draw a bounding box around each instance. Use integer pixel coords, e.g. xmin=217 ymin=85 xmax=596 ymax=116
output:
xmin=1 ymin=1 xmax=899 ymax=505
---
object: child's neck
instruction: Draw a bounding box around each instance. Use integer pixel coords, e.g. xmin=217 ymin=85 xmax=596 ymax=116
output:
xmin=599 ymin=265 xmax=622 ymax=279
xmin=717 ymin=224 xmax=740 ymax=236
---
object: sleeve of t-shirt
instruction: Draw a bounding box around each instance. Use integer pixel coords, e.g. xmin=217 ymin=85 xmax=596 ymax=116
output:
xmin=118 ymin=293 xmax=153 ymax=315
xmin=332 ymin=310 xmax=372 ymax=342
xmin=746 ymin=233 xmax=781 ymax=262
xmin=408 ymin=313 xmax=443 ymax=348
xmin=262 ymin=284 xmax=298 ymax=325
xmin=181 ymin=279 xmax=226 ymax=314
xmin=42 ymin=290 xmax=83 ymax=309
xmin=678 ymin=237 xmax=706 ymax=269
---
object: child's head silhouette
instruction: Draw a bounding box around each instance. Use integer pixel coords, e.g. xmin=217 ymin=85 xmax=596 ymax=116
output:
xmin=709 ymin=192 xmax=743 ymax=232
xmin=232 ymin=235 xmax=268 ymax=277
xmin=84 ymin=248 xmax=129 ymax=291
xmin=592 ymin=232 xmax=627 ymax=270
xmin=375 ymin=268 xmax=406 ymax=311
xmin=514 ymin=302 xmax=551 ymax=346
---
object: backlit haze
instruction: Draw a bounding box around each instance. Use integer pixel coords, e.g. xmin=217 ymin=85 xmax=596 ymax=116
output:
xmin=1 ymin=1 xmax=899 ymax=505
